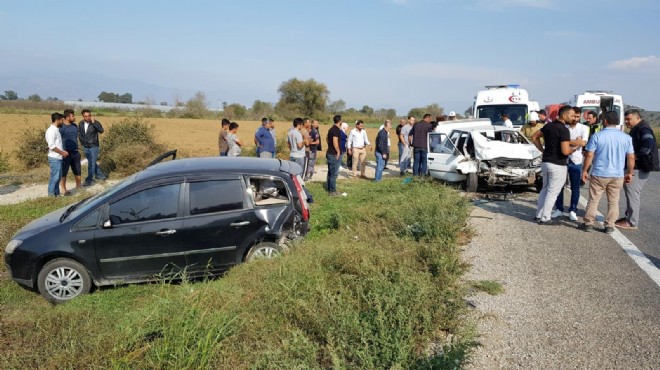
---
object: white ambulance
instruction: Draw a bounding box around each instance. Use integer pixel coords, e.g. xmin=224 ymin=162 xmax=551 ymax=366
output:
xmin=472 ymin=85 xmax=536 ymax=129
xmin=566 ymin=91 xmax=624 ymax=130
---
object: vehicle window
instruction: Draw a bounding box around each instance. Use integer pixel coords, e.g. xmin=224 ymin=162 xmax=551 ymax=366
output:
xmin=76 ymin=209 xmax=100 ymax=229
xmin=429 ymin=134 xmax=445 ymax=153
xmin=189 ymin=180 xmax=244 ymax=215
xmin=442 ymin=132 xmax=462 ymax=154
xmin=477 ymin=104 xmax=528 ymax=125
xmin=248 ymin=178 xmax=289 ymax=206
xmin=109 ymin=184 xmax=179 ymax=225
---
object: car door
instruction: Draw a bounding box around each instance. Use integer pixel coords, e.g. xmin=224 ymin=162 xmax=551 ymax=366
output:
xmin=93 ymin=181 xmax=187 ymax=280
xmin=427 ymin=131 xmax=468 ymax=182
xmin=179 ymin=177 xmax=265 ymax=275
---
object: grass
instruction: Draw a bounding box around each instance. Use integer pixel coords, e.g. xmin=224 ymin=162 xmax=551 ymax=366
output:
xmin=0 ymin=178 xmax=476 ymax=369
xmin=470 ymin=280 xmax=504 ymax=295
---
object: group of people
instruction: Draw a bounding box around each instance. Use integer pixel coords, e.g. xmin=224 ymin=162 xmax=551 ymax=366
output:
xmin=532 ymin=106 xmax=658 ymax=232
xmin=217 ymin=117 xmax=322 ymax=181
xmin=45 ymin=109 xmax=106 ymax=197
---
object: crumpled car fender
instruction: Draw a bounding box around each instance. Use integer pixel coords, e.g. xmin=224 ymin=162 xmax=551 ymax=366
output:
xmin=456 ymin=160 xmax=478 ymax=174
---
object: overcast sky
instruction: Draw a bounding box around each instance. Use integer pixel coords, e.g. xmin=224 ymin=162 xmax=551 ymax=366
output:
xmin=1 ymin=0 xmax=659 ymax=114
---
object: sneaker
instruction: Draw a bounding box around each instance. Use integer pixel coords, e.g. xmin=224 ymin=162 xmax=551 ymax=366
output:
xmin=577 ymin=223 xmax=593 ymax=232
xmin=604 ymin=226 xmax=615 ymax=234
xmin=614 ymin=220 xmax=638 ymax=230
xmin=551 ymin=209 xmax=564 ymax=219
xmin=614 ymin=217 xmax=628 ymax=224
xmin=569 ymin=211 xmax=578 ymax=221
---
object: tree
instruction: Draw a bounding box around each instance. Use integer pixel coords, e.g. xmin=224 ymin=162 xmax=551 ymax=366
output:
xmin=375 ymin=108 xmax=397 ymax=120
xmin=224 ymin=103 xmax=248 ymax=120
xmin=181 ymin=91 xmax=210 ymax=119
xmin=118 ymin=93 xmax=133 ymax=104
xmin=160 ymin=102 xmax=168 ymax=106
xmin=359 ymin=105 xmax=374 ymax=115
xmin=27 ymin=94 xmax=42 ymax=102
xmin=2 ymin=90 xmax=18 ymax=100
xmin=407 ymin=103 xmax=444 ymax=119
xmin=251 ymin=100 xmax=273 ymax=118
xmin=98 ymin=91 xmax=133 ymax=103
xmin=276 ymin=78 xmax=329 ymax=118
xmin=327 ymin=99 xmax=346 ymax=114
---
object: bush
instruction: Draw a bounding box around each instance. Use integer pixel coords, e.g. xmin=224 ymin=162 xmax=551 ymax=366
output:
xmin=0 ymin=147 xmax=9 ymax=173
xmin=101 ymin=118 xmax=166 ymax=176
xmin=14 ymin=120 xmax=48 ymax=169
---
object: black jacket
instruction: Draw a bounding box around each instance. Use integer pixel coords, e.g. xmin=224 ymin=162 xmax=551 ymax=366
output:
xmin=78 ymin=120 xmax=104 ymax=148
xmin=629 ymin=120 xmax=659 ymax=172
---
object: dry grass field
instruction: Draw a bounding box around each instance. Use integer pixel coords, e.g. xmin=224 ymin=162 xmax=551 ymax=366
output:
xmin=0 ymin=114 xmax=385 ymax=168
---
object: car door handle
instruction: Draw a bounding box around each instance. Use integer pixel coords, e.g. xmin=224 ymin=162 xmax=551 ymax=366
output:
xmin=428 ymin=158 xmax=434 ymax=161
xmin=155 ymin=229 xmax=177 ymax=236
xmin=230 ymin=221 xmax=250 ymax=227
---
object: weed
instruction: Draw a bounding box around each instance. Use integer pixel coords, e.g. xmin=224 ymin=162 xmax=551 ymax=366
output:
xmin=101 ymin=118 xmax=166 ymax=176
xmin=13 ymin=119 xmax=48 ymax=169
xmin=470 ymin=280 xmax=504 ymax=295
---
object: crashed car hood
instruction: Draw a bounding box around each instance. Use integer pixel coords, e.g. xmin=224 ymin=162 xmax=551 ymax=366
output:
xmin=471 ymin=132 xmax=541 ymax=161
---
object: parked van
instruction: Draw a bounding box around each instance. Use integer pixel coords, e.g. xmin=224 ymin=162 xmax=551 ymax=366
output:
xmin=472 ymin=85 xmax=537 ymax=129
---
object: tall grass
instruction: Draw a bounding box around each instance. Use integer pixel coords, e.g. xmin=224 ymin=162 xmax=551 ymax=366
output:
xmin=0 ymin=179 xmax=474 ymax=369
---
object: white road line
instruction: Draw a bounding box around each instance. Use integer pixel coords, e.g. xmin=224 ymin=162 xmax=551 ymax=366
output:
xmin=578 ymin=195 xmax=660 ymax=288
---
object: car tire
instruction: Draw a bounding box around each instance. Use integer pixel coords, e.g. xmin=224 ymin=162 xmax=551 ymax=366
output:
xmin=37 ymin=258 xmax=92 ymax=304
xmin=465 ymin=173 xmax=478 ymax=192
xmin=245 ymin=242 xmax=282 ymax=262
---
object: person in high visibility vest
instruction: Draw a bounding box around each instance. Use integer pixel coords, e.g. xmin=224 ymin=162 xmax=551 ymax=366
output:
xmin=585 ymin=110 xmax=602 ymax=139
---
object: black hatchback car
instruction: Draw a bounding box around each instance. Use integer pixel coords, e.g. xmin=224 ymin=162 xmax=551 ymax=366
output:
xmin=4 ymin=157 xmax=311 ymax=303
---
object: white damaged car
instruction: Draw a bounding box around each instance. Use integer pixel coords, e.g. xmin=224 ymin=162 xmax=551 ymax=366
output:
xmin=427 ymin=124 xmax=542 ymax=192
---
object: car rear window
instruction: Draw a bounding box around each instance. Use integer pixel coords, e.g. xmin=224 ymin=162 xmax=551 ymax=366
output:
xmin=248 ymin=177 xmax=289 ymax=206
xmin=189 ymin=180 xmax=244 ymax=215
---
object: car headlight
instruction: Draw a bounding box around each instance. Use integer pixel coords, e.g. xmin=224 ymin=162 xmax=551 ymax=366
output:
xmin=532 ymin=157 xmax=542 ymax=166
xmin=5 ymin=240 xmax=22 ymax=255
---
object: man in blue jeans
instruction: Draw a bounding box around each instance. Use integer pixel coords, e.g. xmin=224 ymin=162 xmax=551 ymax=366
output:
xmin=325 ymin=115 xmax=342 ymax=196
xmin=553 ymin=106 xmax=589 ymax=221
xmin=45 ymin=113 xmax=69 ymax=196
xmin=374 ymin=121 xmax=391 ymax=182
xmin=408 ymin=113 xmax=432 ymax=176
xmin=78 ymin=109 xmax=106 ymax=186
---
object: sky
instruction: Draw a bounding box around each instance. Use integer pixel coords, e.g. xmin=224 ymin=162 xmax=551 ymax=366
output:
xmin=1 ymin=0 xmax=659 ymax=114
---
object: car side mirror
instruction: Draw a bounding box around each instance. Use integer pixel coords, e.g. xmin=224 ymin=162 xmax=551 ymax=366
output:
xmin=102 ymin=220 xmax=113 ymax=229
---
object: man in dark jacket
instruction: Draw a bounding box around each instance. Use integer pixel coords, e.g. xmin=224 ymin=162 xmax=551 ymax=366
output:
xmin=78 ymin=109 xmax=106 ymax=186
xmin=374 ymin=120 xmax=391 ymax=182
xmin=616 ymin=109 xmax=659 ymax=230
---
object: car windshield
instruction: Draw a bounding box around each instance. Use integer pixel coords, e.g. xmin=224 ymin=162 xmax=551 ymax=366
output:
xmin=476 ymin=105 xmax=528 ymax=126
xmin=66 ymin=174 xmax=138 ymax=220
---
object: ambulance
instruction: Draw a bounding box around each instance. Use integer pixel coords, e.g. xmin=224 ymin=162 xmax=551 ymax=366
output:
xmin=566 ymin=91 xmax=624 ymax=130
xmin=472 ymin=85 xmax=537 ymax=129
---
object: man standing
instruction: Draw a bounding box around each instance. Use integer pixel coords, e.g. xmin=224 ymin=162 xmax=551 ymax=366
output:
xmin=520 ymin=111 xmax=544 ymax=141
xmin=60 ymin=109 xmax=81 ymax=195
xmin=46 ymin=113 xmax=68 ymax=197
xmin=532 ymin=105 xmax=578 ymax=224
xmin=269 ymin=118 xmax=277 ymax=158
xmin=78 ymin=109 xmax=106 ymax=186
xmin=579 ymin=112 xmax=635 ymax=233
xmin=616 ymin=109 xmax=659 ymax=230
xmin=287 ymin=118 xmax=307 ymax=169
xmin=448 ymin=111 xmax=457 ymax=121
xmin=538 ymin=109 xmax=552 ymax=124
xmin=396 ymin=118 xmax=405 ymax=166
xmin=306 ymin=119 xmax=321 ymax=181
xmin=347 ymin=120 xmax=371 ymax=178
xmin=254 ymin=118 xmax=269 ymax=157
xmin=553 ymin=107 xmax=589 ymax=221
xmin=374 ymin=121 xmax=391 ymax=182
xmin=301 ymin=118 xmax=312 ymax=175
xmin=255 ymin=118 xmax=275 ymax=158
xmin=326 ymin=115 xmax=342 ymax=196
xmin=409 ymin=114 xmax=432 ymax=176
xmin=218 ymin=118 xmax=230 ymax=156
xmin=584 ymin=110 xmax=602 ymax=139
xmin=399 ymin=116 xmax=415 ymax=175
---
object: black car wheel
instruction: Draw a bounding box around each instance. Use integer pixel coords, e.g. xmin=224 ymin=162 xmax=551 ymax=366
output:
xmin=465 ymin=172 xmax=478 ymax=192
xmin=245 ymin=242 xmax=282 ymax=262
xmin=37 ymin=258 xmax=92 ymax=304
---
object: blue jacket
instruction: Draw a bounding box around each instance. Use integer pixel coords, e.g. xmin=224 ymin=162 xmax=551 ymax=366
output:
xmin=255 ymin=126 xmax=276 ymax=153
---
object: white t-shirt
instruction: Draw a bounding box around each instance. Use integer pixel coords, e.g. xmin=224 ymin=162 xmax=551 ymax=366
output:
xmin=45 ymin=124 xmax=63 ymax=160
xmin=503 ymin=119 xmax=513 ymax=128
xmin=347 ymin=128 xmax=370 ymax=149
xmin=567 ymin=123 xmax=589 ymax=165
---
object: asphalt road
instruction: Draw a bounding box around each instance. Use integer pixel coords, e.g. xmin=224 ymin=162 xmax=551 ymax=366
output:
xmin=577 ymin=163 xmax=660 ymax=269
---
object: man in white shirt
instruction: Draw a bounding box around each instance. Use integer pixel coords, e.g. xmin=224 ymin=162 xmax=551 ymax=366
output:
xmin=501 ymin=113 xmax=513 ymax=128
xmin=553 ymin=106 xmax=589 ymax=221
xmin=399 ymin=116 xmax=415 ymax=175
xmin=45 ymin=113 xmax=69 ymax=196
xmin=347 ymin=120 xmax=371 ymax=178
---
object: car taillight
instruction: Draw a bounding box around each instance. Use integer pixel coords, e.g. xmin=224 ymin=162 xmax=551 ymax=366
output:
xmin=292 ymin=175 xmax=310 ymax=221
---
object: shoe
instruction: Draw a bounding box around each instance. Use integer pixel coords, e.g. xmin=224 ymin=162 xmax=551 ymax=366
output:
xmin=551 ymin=209 xmax=564 ymax=219
xmin=577 ymin=223 xmax=593 ymax=232
xmin=614 ymin=220 xmax=638 ymax=230
xmin=614 ymin=217 xmax=627 ymax=224
xmin=604 ymin=226 xmax=615 ymax=234
xmin=569 ymin=211 xmax=578 ymax=221
xmin=533 ymin=216 xmax=540 ymax=222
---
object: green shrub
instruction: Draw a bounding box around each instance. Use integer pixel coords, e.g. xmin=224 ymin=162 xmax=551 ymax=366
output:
xmin=101 ymin=118 xmax=166 ymax=176
xmin=0 ymin=147 xmax=9 ymax=173
xmin=14 ymin=119 xmax=48 ymax=169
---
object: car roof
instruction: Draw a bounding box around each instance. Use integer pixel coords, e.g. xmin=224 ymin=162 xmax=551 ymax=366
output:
xmin=139 ymin=157 xmax=295 ymax=180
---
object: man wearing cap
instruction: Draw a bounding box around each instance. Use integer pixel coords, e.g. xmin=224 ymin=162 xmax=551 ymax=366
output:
xmin=448 ymin=111 xmax=457 ymax=121
xmin=538 ymin=110 xmax=552 ymax=124
xmin=521 ymin=112 xmax=544 ymax=141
